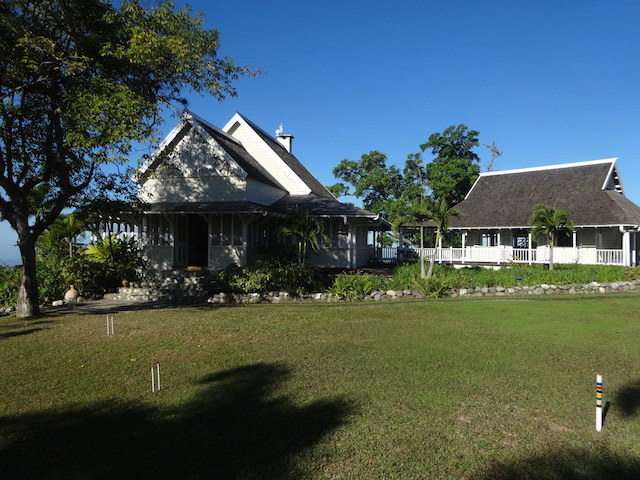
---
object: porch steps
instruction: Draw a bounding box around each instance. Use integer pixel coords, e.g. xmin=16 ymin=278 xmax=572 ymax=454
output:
xmin=103 ymin=270 xmax=213 ymax=303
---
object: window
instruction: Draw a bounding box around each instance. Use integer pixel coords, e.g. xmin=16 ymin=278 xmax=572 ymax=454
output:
xmin=328 ymin=218 xmax=348 ymax=248
xmin=144 ymin=216 xmax=170 ymax=245
xmin=211 ymin=214 xmax=243 ymax=246
xmin=481 ymin=232 xmax=497 ymax=247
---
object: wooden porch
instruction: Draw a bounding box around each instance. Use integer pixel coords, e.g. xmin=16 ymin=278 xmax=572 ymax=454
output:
xmin=373 ymin=246 xmax=629 ymax=266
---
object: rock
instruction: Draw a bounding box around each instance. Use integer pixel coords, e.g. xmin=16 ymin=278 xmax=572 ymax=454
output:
xmin=52 ymin=300 xmax=64 ymax=307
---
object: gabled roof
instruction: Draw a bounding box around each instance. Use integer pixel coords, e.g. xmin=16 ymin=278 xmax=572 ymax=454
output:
xmin=453 ymin=159 xmax=640 ymax=228
xmin=223 ymin=113 xmax=336 ymax=200
xmin=275 ymin=194 xmax=391 ymax=225
xmin=141 ymin=194 xmax=390 ymax=226
xmin=138 ymin=112 xmax=284 ymax=190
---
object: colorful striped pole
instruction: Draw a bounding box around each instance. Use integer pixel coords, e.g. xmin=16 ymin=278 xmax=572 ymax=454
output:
xmin=596 ymin=374 xmax=603 ymax=431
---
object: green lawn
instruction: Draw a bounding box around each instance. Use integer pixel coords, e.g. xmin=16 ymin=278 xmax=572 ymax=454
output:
xmin=2 ymin=296 xmax=640 ymax=479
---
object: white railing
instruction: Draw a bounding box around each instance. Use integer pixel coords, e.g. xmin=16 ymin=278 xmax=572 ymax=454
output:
xmin=596 ymin=249 xmax=624 ymax=265
xmin=373 ymin=246 xmax=626 ymax=266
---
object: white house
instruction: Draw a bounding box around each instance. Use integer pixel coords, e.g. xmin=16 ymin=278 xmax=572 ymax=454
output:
xmin=407 ymin=159 xmax=640 ymax=267
xmin=135 ymin=111 xmax=389 ymax=272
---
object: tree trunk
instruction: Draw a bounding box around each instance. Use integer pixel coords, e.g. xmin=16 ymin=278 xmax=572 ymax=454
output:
xmin=16 ymin=233 xmax=40 ymax=318
xmin=426 ymin=229 xmax=438 ymax=279
xmin=420 ymin=225 xmax=425 ymax=279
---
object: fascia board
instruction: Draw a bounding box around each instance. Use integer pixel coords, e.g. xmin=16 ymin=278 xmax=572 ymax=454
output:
xmin=603 ymin=158 xmax=625 ymax=194
xmin=138 ymin=119 xmax=188 ymax=177
xmin=478 ymin=158 xmax=618 ymax=178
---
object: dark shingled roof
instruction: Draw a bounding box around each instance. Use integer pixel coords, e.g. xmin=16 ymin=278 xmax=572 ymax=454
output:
xmin=235 ymin=113 xmax=336 ymax=200
xmin=197 ymin=121 xmax=284 ymax=190
xmin=453 ymin=160 xmax=640 ymax=228
xmin=142 ymin=195 xmax=390 ymax=228
xmin=275 ymin=194 xmax=389 ymax=220
xmin=141 ymin=201 xmax=283 ymax=216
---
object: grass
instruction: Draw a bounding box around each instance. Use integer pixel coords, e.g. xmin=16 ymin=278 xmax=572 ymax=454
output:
xmin=2 ymin=296 xmax=640 ymax=479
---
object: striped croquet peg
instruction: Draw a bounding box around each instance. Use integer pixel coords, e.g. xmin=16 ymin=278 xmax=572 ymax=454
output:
xmin=596 ymin=374 xmax=603 ymax=431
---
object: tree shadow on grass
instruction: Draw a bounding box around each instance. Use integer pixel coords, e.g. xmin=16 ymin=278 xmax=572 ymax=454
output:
xmin=471 ymin=447 xmax=640 ymax=480
xmin=0 ymin=320 xmax=54 ymax=340
xmin=614 ymin=378 xmax=640 ymax=418
xmin=0 ymin=362 xmax=352 ymax=480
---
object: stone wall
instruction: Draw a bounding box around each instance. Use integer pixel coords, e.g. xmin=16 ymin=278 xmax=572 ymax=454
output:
xmin=207 ymin=280 xmax=640 ymax=304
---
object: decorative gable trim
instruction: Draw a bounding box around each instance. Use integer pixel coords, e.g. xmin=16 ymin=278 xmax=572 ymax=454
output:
xmin=138 ymin=112 xmax=249 ymax=183
xmin=603 ymin=161 xmax=624 ymax=195
xmin=186 ymin=112 xmax=247 ymax=180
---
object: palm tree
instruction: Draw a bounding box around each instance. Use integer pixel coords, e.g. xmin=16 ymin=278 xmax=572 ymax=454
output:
xmin=528 ymin=204 xmax=574 ymax=270
xmin=397 ymin=196 xmax=460 ymax=279
xmin=40 ymin=213 xmax=87 ymax=258
xmin=427 ymin=197 xmax=460 ymax=279
xmin=280 ymin=211 xmax=330 ymax=264
xmin=397 ymin=197 xmax=433 ymax=279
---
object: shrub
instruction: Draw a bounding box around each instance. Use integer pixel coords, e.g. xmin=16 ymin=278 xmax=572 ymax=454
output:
xmin=62 ymin=256 xmax=112 ymax=299
xmin=84 ymin=235 xmax=143 ymax=285
xmin=217 ymin=261 xmax=322 ymax=294
xmin=327 ymin=272 xmax=375 ymax=300
xmin=0 ymin=264 xmax=21 ymax=307
xmin=413 ymin=275 xmax=451 ymax=298
xmin=36 ymin=255 xmax=67 ymax=303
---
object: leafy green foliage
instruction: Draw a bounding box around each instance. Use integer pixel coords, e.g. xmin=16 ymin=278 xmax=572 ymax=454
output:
xmin=0 ymin=0 xmax=259 ymax=316
xmin=420 ymin=124 xmax=480 ymax=206
xmin=61 ymin=256 xmax=112 ymax=298
xmin=217 ymin=261 xmax=323 ymax=294
xmin=390 ymin=262 xmax=636 ymax=290
xmin=280 ymin=211 xmax=330 ymax=264
xmin=37 ymin=213 xmax=88 ymax=259
xmin=327 ymin=272 xmax=376 ymax=300
xmin=332 ymin=151 xmax=405 ymax=215
xmin=0 ymin=255 xmax=67 ymax=307
xmin=412 ymin=275 xmax=451 ymax=298
xmin=528 ymin=204 xmax=575 ymax=271
xmin=36 ymin=254 xmax=67 ymax=304
xmin=0 ymin=265 xmax=21 ymax=307
xmin=84 ymin=235 xmax=143 ymax=284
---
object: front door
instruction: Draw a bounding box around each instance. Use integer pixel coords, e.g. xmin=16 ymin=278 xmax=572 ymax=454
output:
xmin=174 ymin=215 xmax=209 ymax=268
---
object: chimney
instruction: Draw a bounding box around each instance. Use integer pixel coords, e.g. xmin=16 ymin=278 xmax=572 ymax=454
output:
xmin=275 ymin=123 xmax=294 ymax=153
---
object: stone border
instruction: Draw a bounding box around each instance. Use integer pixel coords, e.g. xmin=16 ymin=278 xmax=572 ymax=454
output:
xmin=207 ymin=280 xmax=640 ymax=304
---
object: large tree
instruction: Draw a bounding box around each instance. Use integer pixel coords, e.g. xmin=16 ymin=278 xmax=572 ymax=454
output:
xmin=331 ymin=151 xmax=405 ymax=216
xmin=420 ymin=124 xmax=480 ymax=207
xmin=528 ymin=203 xmax=574 ymax=271
xmin=330 ymin=151 xmax=427 ymax=221
xmin=0 ymin=0 xmax=259 ymax=317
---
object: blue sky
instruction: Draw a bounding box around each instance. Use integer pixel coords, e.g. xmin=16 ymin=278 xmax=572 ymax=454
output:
xmin=2 ymin=0 xmax=640 ymax=265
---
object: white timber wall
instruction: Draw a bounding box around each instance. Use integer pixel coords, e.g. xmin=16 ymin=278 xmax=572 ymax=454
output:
xmin=226 ymin=122 xmax=311 ymax=196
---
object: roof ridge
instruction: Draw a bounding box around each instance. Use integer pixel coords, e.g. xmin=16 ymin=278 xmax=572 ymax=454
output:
xmin=479 ymin=158 xmax=618 ymax=177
